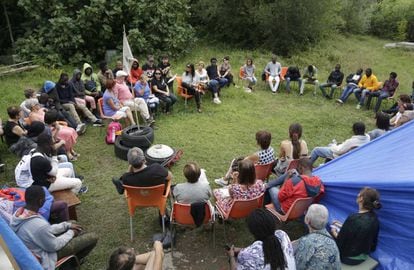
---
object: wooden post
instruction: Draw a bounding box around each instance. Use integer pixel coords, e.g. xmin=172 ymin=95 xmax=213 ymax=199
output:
xmin=2 ymin=2 xmax=15 ymax=48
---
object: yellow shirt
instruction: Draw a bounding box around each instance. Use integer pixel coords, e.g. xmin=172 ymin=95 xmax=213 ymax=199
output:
xmin=358 ymin=74 xmax=379 ymax=91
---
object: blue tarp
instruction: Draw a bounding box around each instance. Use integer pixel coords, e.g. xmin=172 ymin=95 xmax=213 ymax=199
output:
xmin=314 ymin=120 xmax=414 ymax=270
xmin=0 ymin=216 xmax=43 ymax=270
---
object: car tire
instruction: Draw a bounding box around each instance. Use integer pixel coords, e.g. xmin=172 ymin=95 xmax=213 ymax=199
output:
xmin=121 ymin=125 xmax=154 ymax=150
xmin=114 ymin=137 xmax=131 ymax=161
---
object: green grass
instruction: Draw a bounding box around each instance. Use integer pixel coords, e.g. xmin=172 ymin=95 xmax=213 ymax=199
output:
xmin=0 ymin=34 xmax=413 ymax=269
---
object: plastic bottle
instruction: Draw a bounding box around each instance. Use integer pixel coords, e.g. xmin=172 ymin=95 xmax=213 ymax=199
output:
xmin=111 ymin=126 xmax=116 ymax=143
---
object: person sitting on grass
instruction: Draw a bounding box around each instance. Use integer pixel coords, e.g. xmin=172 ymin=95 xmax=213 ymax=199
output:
xmin=4 ymin=106 xmax=27 ymax=147
xmin=284 ymin=66 xmax=302 ymax=93
xmin=215 ymin=130 xmax=275 ymax=186
xmin=219 ymin=56 xmax=236 ymax=87
xmin=300 ymin=65 xmax=319 ymax=96
xmin=181 ymin=63 xmax=202 ymax=113
xmin=366 ymin=72 xmax=399 ymax=112
xmin=368 ymin=112 xmax=390 ymax=140
xmin=353 ymin=68 xmax=380 ymax=110
xmin=294 ymin=204 xmax=341 ymax=269
xmin=319 ymin=64 xmax=344 ymax=99
xmin=173 ymin=162 xmax=211 ymax=204
xmin=194 ymin=61 xmax=222 ymax=105
xmin=11 ymin=185 xmax=98 ymax=270
xmin=266 ymin=158 xmax=324 ymax=214
xmin=310 ymin=122 xmax=370 ymax=165
xmin=112 ymin=147 xmax=173 ymax=195
xmin=336 ymin=68 xmax=364 ymax=104
xmin=331 ymin=187 xmax=381 ymax=266
xmin=264 ymin=54 xmax=282 ymax=94
xmin=20 ymin=88 xmax=39 ymax=117
xmin=275 ymin=123 xmax=308 ymax=176
xmin=213 ymin=159 xmax=265 ymax=217
xmin=227 ymin=208 xmax=296 ymax=270
xmin=241 ymin=58 xmax=257 ymax=92
xmin=114 ymin=70 xmax=154 ymax=126
xmin=102 ymin=79 xmax=136 ymax=126
xmin=134 ymin=74 xmax=159 ymax=115
xmin=151 ymin=68 xmax=177 ymax=114
xmin=107 ymin=243 xmax=164 ymax=270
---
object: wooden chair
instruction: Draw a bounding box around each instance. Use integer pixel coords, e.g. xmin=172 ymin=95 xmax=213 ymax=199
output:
xmin=176 ymin=76 xmax=193 ymax=108
xmin=265 ymin=197 xmax=313 ymax=222
xmin=254 ymin=162 xmax=274 ymax=181
xmin=170 ymin=201 xmax=215 ymax=253
xmin=123 ymin=183 xmax=171 ymax=241
xmin=216 ymin=194 xmax=264 ymax=240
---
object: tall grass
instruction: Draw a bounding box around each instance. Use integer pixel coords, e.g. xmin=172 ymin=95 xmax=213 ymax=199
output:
xmin=0 ymin=34 xmax=413 ymax=269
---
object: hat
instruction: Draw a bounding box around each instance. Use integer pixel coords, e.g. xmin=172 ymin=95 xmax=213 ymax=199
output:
xmin=116 ymin=70 xmax=128 ymax=77
xmin=27 ymin=121 xmax=45 ymax=138
xmin=127 ymin=147 xmax=145 ymax=165
xmin=43 ymin=81 xmax=56 ymax=93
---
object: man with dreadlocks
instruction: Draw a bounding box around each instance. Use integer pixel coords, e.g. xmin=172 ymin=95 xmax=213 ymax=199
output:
xmin=226 ymin=208 xmax=296 ymax=269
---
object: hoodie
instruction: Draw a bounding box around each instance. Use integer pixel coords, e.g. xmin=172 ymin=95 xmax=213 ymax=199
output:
xmin=81 ymin=63 xmax=101 ymax=94
xmin=11 ymin=208 xmax=74 ymax=270
xmin=70 ymin=69 xmax=85 ymax=98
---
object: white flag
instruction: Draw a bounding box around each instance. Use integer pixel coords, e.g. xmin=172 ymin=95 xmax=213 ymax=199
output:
xmin=123 ymin=29 xmax=134 ymax=75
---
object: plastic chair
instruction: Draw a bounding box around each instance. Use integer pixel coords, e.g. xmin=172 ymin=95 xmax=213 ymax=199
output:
xmin=97 ymin=98 xmax=114 ymax=121
xmin=216 ymin=193 xmax=264 ymax=240
xmin=176 ymin=76 xmax=193 ymax=108
xmin=254 ymin=162 xmax=274 ymax=181
xmin=170 ymin=201 xmax=215 ymax=253
xmin=265 ymin=197 xmax=313 ymax=222
xmin=33 ymin=252 xmax=80 ymax=269
xmin=280 ymin=67 xmax=288 ymax=81
xmin=286 ymin=159 xmax=300 ymax=172
xmin=123 ymin=182 xmax=171 ymax=241
xmin=238 ymin=66 xmax=245 ymax=87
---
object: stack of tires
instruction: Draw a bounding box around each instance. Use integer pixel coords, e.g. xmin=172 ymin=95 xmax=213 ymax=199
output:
xmin=114 ymin=125 xmax=154 ymax=160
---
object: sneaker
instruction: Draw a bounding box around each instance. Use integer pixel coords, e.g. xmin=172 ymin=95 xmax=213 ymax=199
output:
xmin=336 ymin=99 xmax=343 ymax=104
xmin=244 ymin=87 xmax=252 ymax=93
xmin=197 ymin=108 xmax=202 ymax=113
xmin=214 ymin=178 xmax=229 ymax=187
xmin=112 ymin=177 xmax=124 ymax=194
xmin=213 ymin=97 xmax=221 ymax=104
xmin=93 ymin=119 xmax=104 ymax=127
xmin=78 ymin=186 xmax=88 ymax=194
xmin=299 ymin=93 xmax=304 ymax=96
xmin=145 ymin=117 xmax=155 ymax=126
xmin=76 ymin=123 xmax=87 ymax=135
xmin=356 ymin=104 xmax=361 ymax=110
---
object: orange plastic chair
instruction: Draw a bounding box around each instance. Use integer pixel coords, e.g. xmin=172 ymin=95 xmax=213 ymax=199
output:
xmin=254 ymin=162 xmax=274 ymax=181
xmin=33 ymin=252 xmax=80 ymax=269
xmin=216 ymin=193 xmax=264 ymax=240
xmin=170 ymin=201 xmax=215 ymax=253
xmin=176 ymin=76 xmax=193 ymax=108
xmin=123 ymin=182 xmax=171 ymax=241
xmin=265 ymin=197 xmax=313 ymax=222
xmin=280 ymin=67 xmax=288 ymax=80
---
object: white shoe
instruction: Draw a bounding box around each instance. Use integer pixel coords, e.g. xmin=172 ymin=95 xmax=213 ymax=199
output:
xmin=336 ymin=99 xmax=343 ymax=104
xmin=76 ymin=123 xmax=87 ymax=135
xmin=244 ymin=87 xmax=252 ymax=93
xmin=214 ymin=178 xmax=229 ymax=187
xmin=356 ymin=104 xmax=361 ymax=109
xmin=213 ymin=97 xmax=221 ymax=104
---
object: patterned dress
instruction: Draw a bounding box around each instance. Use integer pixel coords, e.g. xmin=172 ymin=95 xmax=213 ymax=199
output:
xmin=214 ymin=180 xmax=265 ymax=216
xmin=237 ymin=230 xmax=296 ymax=270
xmin=257 ymin=147 xmax=275 ymax=165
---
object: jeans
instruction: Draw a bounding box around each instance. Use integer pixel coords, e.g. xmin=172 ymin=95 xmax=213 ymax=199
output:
xmin=366 ymin=91 xmax=389 ymax=112
xmin=156 ymin=93 xmax=177 ymax=112
xmin=300 ymin=79 xmax=319 ymax=95
xmin=310 ymin=147 xmax=334 ymax=164
xmin=339 ymin=85 xmax=357 ymax=102
xmin=268 ymin=75 xmax=280 ymax=92
xmin=244 ymin=77 xmax=257 ymax=88
xmin=265 ymin=172 xmax=290 ymax=212
xmin=208 ymin=80 xmax=219 ymax=94
xmin=285 ymin=77 xmax=302 ymax=92
xmin=319 ymin=83 xmax=338 ymax=98
xmin=217 ymin=77 xmax=228 ymax=88
xmin=354 ymin=88 xmax=373 ymax=106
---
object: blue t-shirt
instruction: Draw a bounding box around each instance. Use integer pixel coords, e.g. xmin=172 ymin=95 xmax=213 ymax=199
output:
xmin=134 ymin=81 xmax=151 ymax=100
xmin=102 ymin=90 xmax=119 ymax=116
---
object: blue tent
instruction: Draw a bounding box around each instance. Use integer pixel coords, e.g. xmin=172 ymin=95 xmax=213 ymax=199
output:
xmin=314 ymin=120 xmax=414 ymax=270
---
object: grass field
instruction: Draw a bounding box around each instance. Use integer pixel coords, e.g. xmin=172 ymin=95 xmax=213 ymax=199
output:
xmin=0 ymin=34 xmax=413 ymax=269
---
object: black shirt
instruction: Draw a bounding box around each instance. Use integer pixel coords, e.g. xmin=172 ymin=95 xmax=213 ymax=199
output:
xmin=142 ymin=63 xmax=156 ymax=79
xmin=121 ymin=163 xmax=168 ymax=187
xmin=206 ymin=65 xmax=219 ymax=80
xmin=286 ymin=66 xmax=301 ymax=80
xmin=151 ymin=78 xmax=167 ymax=93
xmin=30 ymin=154 xmax=53 ymax=188
xmin=336 ymin=211 xmax=380 ymax=259
xmin=4 ymin=121 xmax=22 ymax=147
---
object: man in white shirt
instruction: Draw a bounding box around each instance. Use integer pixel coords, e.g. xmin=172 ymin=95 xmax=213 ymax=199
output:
xmin=310 ymin=122 xmax=370 ymax=165
xmin=264 ymin=55 xmax=282 ymax=93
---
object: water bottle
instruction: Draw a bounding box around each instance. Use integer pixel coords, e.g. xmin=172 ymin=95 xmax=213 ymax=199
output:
xmin=111 ymin=126 xmax=116 ymax=143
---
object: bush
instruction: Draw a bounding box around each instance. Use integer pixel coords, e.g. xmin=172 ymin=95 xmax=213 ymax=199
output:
xmin=337 ymin=0 xmax=376 ymax=34
xmin=371 ymin=0 xmax=414 ymax=41
xmin=15 ymin=0 xmax=195 ymax=65
xmin=190 ymin=0 xmax=339 ymax=56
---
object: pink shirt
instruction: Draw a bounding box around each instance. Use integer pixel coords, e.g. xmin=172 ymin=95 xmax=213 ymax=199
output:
xmin=114 ymin=82 xmax=133 ymax=102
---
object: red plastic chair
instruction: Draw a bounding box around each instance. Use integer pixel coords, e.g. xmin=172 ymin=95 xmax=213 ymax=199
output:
xmin=170 ymin=201 xmax=215 ymax=253
xmin=254 ymin=162 xmax=274 ymax=181
xmin=280 ymin=66 xmax=288 ymax=80
xmin=265 ymin=197 xmax=313 ymax=222
xmin=123 ymin=182 xmax=171 ymax=241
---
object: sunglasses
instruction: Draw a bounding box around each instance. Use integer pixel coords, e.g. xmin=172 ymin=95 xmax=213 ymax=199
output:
xmin=155 ymin=73 xmax=161 ymax=75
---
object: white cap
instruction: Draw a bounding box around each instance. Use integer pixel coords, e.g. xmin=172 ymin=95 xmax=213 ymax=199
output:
xmin=116 ymin=70 xmax=128 ymax=77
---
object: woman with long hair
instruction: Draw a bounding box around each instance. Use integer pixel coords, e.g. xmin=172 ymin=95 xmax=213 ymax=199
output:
xmin=331 ymin=187 xmax=382 ymax=265
xmin=227 ymin=208 xmax=296 ymax=269
xmin=151 ymin=67 xmax=177 ymax=114
xmin=181 ymin=63 xmax=202 ymax=112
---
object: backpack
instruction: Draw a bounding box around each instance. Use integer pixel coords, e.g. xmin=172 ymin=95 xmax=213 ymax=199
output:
xmin=105 ymin=121 xmax=122 ymax=144
xmin=15 ymin=150 xmax=44 ymax=188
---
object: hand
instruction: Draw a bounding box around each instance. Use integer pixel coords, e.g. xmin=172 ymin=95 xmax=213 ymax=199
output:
xmin=153 ymin=240 xmax=163 ymax=251
xmin=70 ymin=224 xmax=83 ymax=236
xmin=227 ymin=245 xmax=235 ymax=257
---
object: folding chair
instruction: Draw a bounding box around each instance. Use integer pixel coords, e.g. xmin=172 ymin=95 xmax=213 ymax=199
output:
xmin=170 ymin=201 xmax=215 ymax=254
xmin=123 ymin=182 xmax=171 ymax=241
xmin=265 ymin=197 xmax=313 ymax=222
xmin=254 ymin=162 xmax=275 ymax=181
xmin=176 ymin=76 xmax=193 ymax=109
xmin=216 ymin=194 xmax=264 ymax=240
